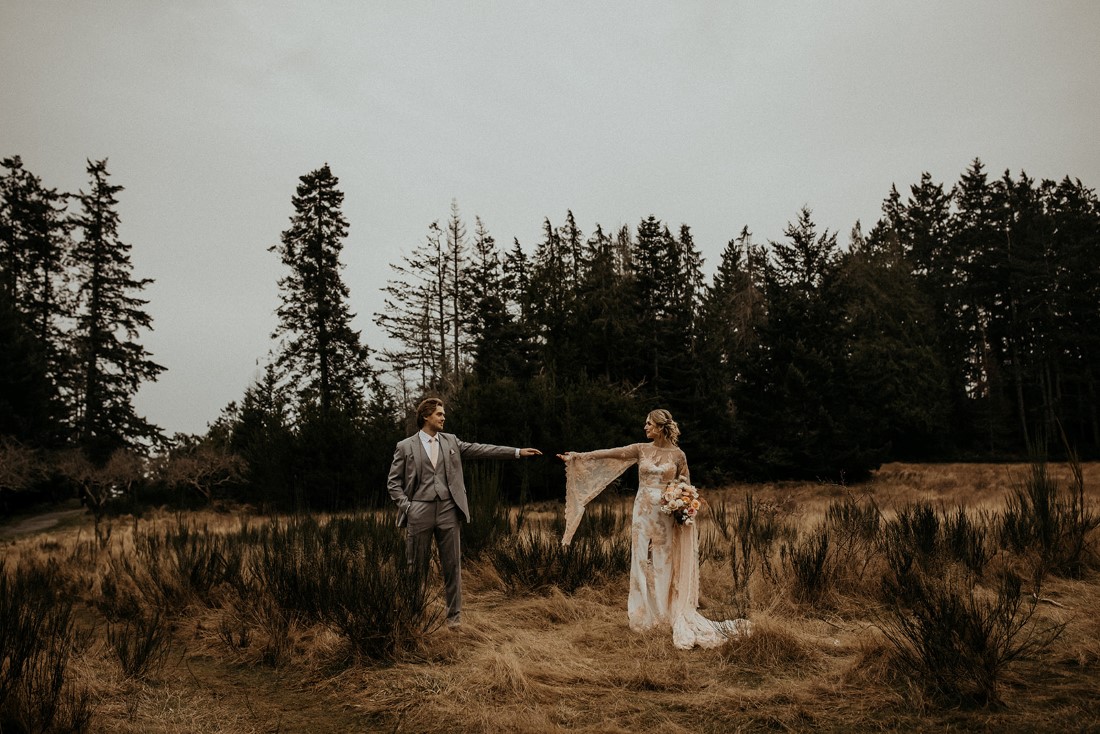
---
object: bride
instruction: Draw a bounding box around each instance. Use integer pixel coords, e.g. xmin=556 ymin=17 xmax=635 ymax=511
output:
xmin=557 ymin=409 xmax=751 ymax=649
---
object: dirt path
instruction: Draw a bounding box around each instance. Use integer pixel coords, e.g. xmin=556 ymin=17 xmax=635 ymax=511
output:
xmin=0 ymin=506 xmax=87 ymax=541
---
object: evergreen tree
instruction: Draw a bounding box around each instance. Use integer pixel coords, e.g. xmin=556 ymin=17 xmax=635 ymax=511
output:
xmin=984 ymin=172 xmax=1100 ymax=457
xmin=268 ymin=164 xmax=401 ymax=509
xmin=526 ymin=216 xmax=578 ymax=375
xmin=465 ymin=216 xmax=529 ymax=379
xmin=444 ymin=199 xmax=471 ymax=379
xmin=874 ymin=171 xmax=978 ymax=453
xmin=377 ymin=203 xmax=477 ymax=395
xmin=770 ymin=206 xmax=838 ymax=293
xmin=0 ymin=290 xmax=53 ymax=442
xmin=989 ymin=170 xmax=1052 ymax=449
xmin=837 ymin=224 xmax=950 ymax=459
xmin=951 ymin=158 xmax=1014 ymax=454
xmin=897 ymin=173 xmax=953 ymax=279
xmin=0 ymin=156 xmax=73 ymax=442
xmin=574 ymin=224 xmax=633 ymax=382
xmin=700 ymin=227 xmax=767 ymax=372
xmin=270 ymin=164 xmax=370 ymax=419
xmin=628 ymin=216 xmax=672 ymax=390
xmin=697 ymin=227 xmax=767 ymax=473
xmin=664 ymin=224 xmax=706 ymax=416
xmin=559 ymin=209 xmax=584 ymax=286
xmin=376 ymin=221 xmax=444 ymax=397
xmin=502 ymin=237 xmax=531 ymax=326
xmin=1045 ymin=177 xmax=1100 ymax=452
xmin=736 ymin=208 xmax=870 ymax=479
xmin=70 ymin=159 xmax=163 ymax=460
xmin=226 ymin=363 xmax=294 ymax=507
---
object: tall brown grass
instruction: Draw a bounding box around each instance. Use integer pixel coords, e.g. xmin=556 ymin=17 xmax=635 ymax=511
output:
xmin=0 ymin=460 xmax=1097 ymax=732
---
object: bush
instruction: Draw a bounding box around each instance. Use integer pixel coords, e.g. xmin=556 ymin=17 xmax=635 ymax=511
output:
xmin=785 ymin=527 xmax=833 ymax=605
xmin=942 ymin=506 xmax=991 ymax=576
xmin=824 ymin=492 xmax=882 ymax=583
xmin=718 ymin=494 xmax=796 ymax=616
xmin=463 ymin=462 xmax=513 ymax=559
xmin=883 ymin=502 xmax=991 ymax=582
xmin=322 ymin=556 xmax=439 ymax=661
xmin=108 ymin=610 xmax=171 ymax=679
xmin=490 ymin=525 xmax=630 ymax=594
xmin=887 ymin=502 xmax=941 ymax=571
xmin=248 ymin=512 xmax=435 ymax=661
xmin=95 ymin=570 xmax=142 ymax=622
xmin=115 ymin=517 xmax=245 ymax=610
xmin=776 ymin=493 xmax=884 ymax=608
xmin=878 ymin=567 xmax=1063 ymax=705
xmin=0 ymin=560 xmax=93 ymax=733
xmin=999 ymin=457 xmax=1098 ymax=579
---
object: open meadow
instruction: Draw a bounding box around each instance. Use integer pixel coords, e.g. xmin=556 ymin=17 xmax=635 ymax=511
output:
xmin=2 ymin=461 xmax=1099 ymax=733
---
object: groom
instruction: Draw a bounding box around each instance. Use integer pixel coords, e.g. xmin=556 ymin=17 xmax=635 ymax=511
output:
xmin=387 ymin=397 xmax=541 ymax=627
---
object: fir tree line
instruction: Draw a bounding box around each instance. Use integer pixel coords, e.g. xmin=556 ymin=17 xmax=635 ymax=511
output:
xmin=4 ymin=156 xmax=1099 ymax=513
xmin=374 ymin=158 xmax=1100 ymax=498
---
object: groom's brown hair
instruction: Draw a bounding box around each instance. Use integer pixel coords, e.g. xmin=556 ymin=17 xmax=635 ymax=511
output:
xmin=416 ymin=398 xmax=444 ymax=429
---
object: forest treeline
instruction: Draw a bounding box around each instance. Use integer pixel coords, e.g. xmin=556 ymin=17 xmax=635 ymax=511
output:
xmin=2 ymin=156 xmax=1098 ymax=512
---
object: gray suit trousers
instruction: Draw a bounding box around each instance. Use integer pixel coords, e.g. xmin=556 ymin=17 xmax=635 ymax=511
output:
xmin=405 ymin=499 xmax=462 ymax=624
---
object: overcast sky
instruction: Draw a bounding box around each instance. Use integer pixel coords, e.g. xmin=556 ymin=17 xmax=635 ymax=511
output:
xmin=3 ymin=1 xmax=1098 ymax=437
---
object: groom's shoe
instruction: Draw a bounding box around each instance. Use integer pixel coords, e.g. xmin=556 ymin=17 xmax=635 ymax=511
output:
xmin=446 ymin=616 xmax=462 ymax=629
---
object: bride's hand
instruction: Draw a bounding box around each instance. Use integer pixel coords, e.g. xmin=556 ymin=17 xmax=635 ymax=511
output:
xmin=556 ymin=452 xmax=573 ymax=462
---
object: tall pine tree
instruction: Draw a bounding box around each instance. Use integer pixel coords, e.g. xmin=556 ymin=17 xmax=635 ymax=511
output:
xmin=376 ymin=221 xmax=444 ymax=397
xmin=444 ymin=199 xmax=471 ymax=379
xmin=952 ymin=158 xmax=1015 ymax=454
xmin=697 ymin=226 xmax=767 ymax=473
xmin=71 ymin=159 xmax=163 ymax=460
xmin=839 ymin=222 xmax=950 ymax=459
xmin=573 ymin=223 xmax=633 ymax=382
xmin=270 ymin=164 xmax=370 ymax=419
xmin=0 ymin=156 xmax=73 ymax=443
xmin=737 ymin=207 xmax=865 ymax=478
xmin=1046 ymin=177 xmax=1100 ymax=452
xmin=526 ymin=216 xmax=578 ymax=376
xmin=465 ymin=216 xmax=529 ymax=379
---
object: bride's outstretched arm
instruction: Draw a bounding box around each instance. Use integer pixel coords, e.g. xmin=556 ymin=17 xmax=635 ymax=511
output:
xmin=558 ymin=444 xmax=639 ymax=463
xmin=558 ymin=445 xmax=639 ymax=545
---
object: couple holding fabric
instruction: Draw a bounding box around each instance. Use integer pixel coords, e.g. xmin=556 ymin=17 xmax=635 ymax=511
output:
xmin=387 ymin=399 xmax=750 ymax=648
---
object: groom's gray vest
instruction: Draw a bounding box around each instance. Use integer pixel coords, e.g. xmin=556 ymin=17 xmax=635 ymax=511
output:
xmin=411 ymin=446 xmax=454 ymax=507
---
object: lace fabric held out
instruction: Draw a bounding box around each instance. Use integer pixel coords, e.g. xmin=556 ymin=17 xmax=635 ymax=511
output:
xmin=561 ymin=451 xmax=635 ymax=545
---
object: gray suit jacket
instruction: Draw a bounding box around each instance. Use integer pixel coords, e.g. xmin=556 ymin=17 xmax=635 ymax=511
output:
xmin=386 ymin=432 xmax=517 ymax=527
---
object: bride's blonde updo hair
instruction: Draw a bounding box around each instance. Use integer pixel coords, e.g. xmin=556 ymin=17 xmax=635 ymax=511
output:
xmin=648 ymin=409 xmax=680 ymax=446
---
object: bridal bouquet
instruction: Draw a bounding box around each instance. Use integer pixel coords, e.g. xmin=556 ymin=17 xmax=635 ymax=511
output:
xmin=660 ymin=477 xmax=701 ymax=525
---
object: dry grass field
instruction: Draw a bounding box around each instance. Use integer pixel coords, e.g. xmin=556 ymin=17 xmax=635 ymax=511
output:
xmin=2 ymin=461 xmax=1099 ymax=733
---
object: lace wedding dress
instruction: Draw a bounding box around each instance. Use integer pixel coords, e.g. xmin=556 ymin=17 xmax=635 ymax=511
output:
xmin=561 ymin=443 xmax=751 ymax=649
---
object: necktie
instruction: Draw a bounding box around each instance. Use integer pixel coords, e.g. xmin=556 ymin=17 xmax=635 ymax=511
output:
xmin=429 ymin=436 xmax=438 ymax=467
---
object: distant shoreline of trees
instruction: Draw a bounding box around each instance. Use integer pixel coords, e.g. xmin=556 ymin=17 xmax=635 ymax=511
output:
xmin=4 ymin=156 xmax=1098 ymax=512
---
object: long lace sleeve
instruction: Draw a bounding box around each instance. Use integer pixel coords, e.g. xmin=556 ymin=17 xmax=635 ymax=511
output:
xmin=561 ymin=445 xmax=639 ymax=545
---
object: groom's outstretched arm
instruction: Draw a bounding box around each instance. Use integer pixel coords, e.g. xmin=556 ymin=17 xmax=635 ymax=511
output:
xmin=457 ymin=440 xmax=542 ymax=460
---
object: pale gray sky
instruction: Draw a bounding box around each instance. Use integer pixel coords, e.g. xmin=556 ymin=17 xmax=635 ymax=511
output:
xmin=3 ymin=1 xmax=1098 ymax=436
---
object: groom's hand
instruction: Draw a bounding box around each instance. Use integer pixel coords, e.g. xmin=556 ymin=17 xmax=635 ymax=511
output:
xmin=518 ymin=448 xmax=542 ymax=457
